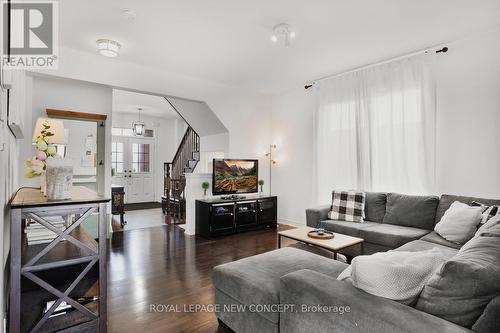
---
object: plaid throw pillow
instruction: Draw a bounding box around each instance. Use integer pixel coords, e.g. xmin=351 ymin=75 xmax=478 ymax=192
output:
xmin=471 ymin=201 xmax=500 ymax=225
xmin=480 ymin=206 xmax=499 ymax=224
xmin=328 ymin=190 xmax=366 ymax=222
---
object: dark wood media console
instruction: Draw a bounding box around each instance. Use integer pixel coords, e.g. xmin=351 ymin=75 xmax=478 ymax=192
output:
xmin=195 ymin=196 xmax=277 ymax=237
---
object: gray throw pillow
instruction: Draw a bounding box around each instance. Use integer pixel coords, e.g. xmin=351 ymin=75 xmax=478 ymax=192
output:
xmin=382 ymin=193 xmax=439 ymax=229
xmin=364 ymin=192 xmax=387 ymax=222
xmin=415 ymin=235 xmax=500 ymax=328
xmin=434 ymin=201 xmax=482 ymax=244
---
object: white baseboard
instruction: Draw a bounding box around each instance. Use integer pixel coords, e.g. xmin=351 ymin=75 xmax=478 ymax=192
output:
xmin=277 ymin=218 xmax=305 ymax=227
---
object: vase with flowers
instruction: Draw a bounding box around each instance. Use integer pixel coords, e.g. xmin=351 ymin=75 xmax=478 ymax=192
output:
xmin=25 ymin=120 xmax=60 ymax=194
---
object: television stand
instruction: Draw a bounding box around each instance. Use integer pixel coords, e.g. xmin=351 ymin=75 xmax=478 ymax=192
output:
xmin=221 ymin=194 xmax=246 ymax=200
xmin=195 ymin=196 xmax=277 ymax=237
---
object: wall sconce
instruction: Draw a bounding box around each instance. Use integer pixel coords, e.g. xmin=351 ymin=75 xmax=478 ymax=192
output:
xmin=265 ymin=144 xmax=277 ymax=195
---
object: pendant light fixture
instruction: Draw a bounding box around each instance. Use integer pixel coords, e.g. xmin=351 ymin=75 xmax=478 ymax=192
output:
xmin=133 ymin=108 xmax=145 ymax=136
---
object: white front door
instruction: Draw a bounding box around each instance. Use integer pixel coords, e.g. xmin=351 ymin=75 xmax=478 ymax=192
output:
xmin=112 ymin=136 xmax=155 ymax=203
xmin=128 ymin=138 xmax=154 ymax=203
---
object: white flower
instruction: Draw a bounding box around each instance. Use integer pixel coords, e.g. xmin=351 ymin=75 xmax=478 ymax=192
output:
xmin=31 ymin=159 xmax=45 ymax=174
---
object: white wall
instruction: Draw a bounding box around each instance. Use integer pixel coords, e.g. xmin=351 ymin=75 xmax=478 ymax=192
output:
xmin=0 ymin=70 xmax=27 ymax=333
xmin=167 ymin=97 xmax=227 ymax=136
xmin=197 ymin=151 xmax=226 ymax=174
xmin=270 ymin=30 xmax=500 ymax=224
xmin=270 ymin=88 xmax=315 ymax=225
xmin=435 ymin=31 xmax=500 ymax=198
xmin=174 ymin=119 xmax=188 ymax=145
xmin=196 ymin=132 xmax=229 ymax=173
xmin=184 ymin=173 xmax=213 ymax=235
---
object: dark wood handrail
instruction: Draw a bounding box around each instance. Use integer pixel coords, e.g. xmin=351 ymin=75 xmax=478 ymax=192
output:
xmin=169 ymin=127 xmax=199 ymax=179
xmin=163 ymin=126 xmax=200 ymax=220
xmin=172 ymin=127 xmax=191 ymax=167
xmin=161 ymin=98 xmax=200 ymax=222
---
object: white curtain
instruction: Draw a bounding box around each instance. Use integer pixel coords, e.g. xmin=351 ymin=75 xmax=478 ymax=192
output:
xmin=313 ymin=56 xmax=436 ymax=203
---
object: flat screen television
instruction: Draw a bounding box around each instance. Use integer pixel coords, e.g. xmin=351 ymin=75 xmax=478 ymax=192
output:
xmin=213 ymin=159 xmax=258 ymax=195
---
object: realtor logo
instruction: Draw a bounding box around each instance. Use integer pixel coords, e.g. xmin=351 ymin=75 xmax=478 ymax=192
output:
xmin=2 ymin=1 xmax=58 ymax=69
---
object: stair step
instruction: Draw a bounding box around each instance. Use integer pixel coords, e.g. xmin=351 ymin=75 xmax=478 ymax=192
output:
xmin=187 ymin=160 xmax=198 ymax=169
xmin=184 ymin=167 xmax=194 ymax=173
xmin=192 ymin=151 xmax=200 ymax=160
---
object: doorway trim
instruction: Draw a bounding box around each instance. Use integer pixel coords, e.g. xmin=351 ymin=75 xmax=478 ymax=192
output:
xmin=47 ymin=108 xmax=107 ymax=121
xmin=111 ymin=134 xmax=156 ymax=203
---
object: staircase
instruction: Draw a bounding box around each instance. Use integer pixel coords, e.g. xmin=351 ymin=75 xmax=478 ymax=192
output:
xmin=163 ymin=126 xmax=200 ymax=222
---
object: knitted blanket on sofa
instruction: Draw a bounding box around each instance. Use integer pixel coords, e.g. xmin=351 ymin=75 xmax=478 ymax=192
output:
xmin=337 ymin=248 xmax=447 ymax=304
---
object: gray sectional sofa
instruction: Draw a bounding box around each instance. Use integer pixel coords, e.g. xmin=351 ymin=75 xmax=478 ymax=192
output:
xmin=306 ymin=192 xmax=500 ymax=256
xmin=213 ymin=192 xmax=500 ymax=333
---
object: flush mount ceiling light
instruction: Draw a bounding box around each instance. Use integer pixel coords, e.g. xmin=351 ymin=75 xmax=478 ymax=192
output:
xmin=96 ymin=39 xmax=121 ymax=57
xmin=270 ymin=23 xmax=295 ymax=46
xmin=133 ymin=108 xmax=145 ymax=136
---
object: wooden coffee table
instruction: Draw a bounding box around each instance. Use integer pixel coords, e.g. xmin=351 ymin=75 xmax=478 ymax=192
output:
xmin=278 ymin=226 xmax=364 ymax=260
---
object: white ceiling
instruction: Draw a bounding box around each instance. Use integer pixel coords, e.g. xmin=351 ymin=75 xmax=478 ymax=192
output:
xmin=112 ymin=89 xmax=181 ymax=119
xmin=60 ymin=0 xmax=500 ymax=94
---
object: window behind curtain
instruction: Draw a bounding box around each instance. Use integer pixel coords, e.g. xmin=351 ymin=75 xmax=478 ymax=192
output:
xmin=313 ymin=57 xmax=436 ymax=203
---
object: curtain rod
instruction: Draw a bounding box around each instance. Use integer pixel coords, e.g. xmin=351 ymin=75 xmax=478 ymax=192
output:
xmin=304 ymin=45 xmax=448 ymax=89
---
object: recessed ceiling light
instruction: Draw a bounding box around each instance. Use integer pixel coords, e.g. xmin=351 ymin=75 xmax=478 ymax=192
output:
xmin=96 ymin=39 xmax=121 ymax=57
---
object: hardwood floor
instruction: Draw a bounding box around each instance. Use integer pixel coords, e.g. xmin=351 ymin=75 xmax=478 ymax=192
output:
xmin=106 ymin=224 xmax=294 ymax=333
xmin=111 ymin=208 xmax=183 ymax=232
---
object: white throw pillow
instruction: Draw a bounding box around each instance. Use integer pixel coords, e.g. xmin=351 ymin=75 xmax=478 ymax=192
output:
xmin=337 ymin=248 xmax=447 ymax=304
xmin=434 ymin=201 xmax=483 ymax=244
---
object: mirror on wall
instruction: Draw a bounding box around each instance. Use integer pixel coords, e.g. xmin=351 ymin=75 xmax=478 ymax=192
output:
xmin=58 ymin=119 xmax=98 ymax=191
